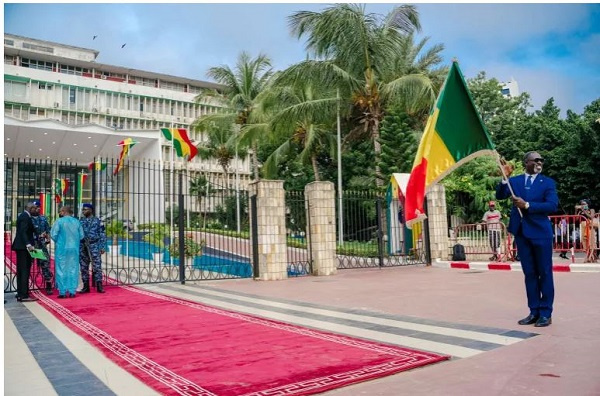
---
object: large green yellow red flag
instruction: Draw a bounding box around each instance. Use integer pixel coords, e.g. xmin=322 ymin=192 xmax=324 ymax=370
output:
xmin=405 ymin=61 xmax=495 ymax=227
xmin=161 ymin=128 xmax=198 ymax=161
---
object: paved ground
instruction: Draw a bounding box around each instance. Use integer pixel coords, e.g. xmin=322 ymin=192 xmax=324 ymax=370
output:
xmin=4 ymin=264 xmax=600 ymax=395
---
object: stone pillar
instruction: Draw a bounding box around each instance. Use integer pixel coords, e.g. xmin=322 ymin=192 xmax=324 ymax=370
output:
xmin=249 ymin=180 xmax=288 ymax=280
xmin=426 ymin=184 xmax=449 ymax=260
xmin=305 ymin=181 xmax=337 ymax=276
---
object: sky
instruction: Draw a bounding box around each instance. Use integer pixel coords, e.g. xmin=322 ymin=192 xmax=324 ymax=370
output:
xmin=3 ymin=3 xmax=600 ymax=116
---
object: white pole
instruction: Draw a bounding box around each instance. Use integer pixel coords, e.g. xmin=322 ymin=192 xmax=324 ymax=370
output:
xmin=169 ymin=124 xmax=174 ymax=266
xmin=337 ymin=89 xmax=343 ymax=246
xmin=235 ymin=143 xmax=241 ymax=234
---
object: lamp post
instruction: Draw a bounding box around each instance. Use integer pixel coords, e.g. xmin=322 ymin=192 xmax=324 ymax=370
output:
xmin=235 ymin=142 xmax=241 ymax=234
xmin=337 ymin=89 xmax=343 ymax=246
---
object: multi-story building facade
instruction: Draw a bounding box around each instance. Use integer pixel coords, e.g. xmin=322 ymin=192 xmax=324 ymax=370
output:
xmin=4 ymin=33 xmax=251 ymax=224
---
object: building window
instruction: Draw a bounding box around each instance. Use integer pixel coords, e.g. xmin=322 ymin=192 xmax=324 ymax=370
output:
xmin=4 ymin=81 xmax=27 ymax=102
xmin=501 ymin=88 xmax=510 ymax=96
xmin=5 ymin=39 xmax=14 ymax=46
xmin=69 ymin=87 xmax=76 ymax=104
xmin=21 ymin=58 xmax=53 ymax=72
xmin=22 ymin=42 xmax=54 ymax=54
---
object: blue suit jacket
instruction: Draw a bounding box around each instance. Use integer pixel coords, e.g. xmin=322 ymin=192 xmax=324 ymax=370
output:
xmin=496 ymin=174 xmax=558 ymax=239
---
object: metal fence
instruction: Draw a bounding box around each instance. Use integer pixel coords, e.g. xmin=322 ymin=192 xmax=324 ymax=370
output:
xmin=285 ymin=190 xmax=312 ymax=276
xmin=4 ymin=158 xmax=253 ymax=293
xmin=337 ymin=190 xmax=429 ymax=269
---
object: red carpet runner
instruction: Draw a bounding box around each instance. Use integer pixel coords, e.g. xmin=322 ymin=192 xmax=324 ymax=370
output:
xmin=32 ymin=286 xmax=449 ymax=395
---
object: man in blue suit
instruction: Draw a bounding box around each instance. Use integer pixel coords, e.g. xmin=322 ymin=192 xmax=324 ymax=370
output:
xmin=497 ymin=151 xmax=558 ymax=327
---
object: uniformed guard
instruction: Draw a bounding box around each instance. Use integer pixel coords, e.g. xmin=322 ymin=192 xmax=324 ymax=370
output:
xmin=79 ymin=203 xmax=107 ymax=293
xmin=31 ymin=200 xmax=53 ymax=295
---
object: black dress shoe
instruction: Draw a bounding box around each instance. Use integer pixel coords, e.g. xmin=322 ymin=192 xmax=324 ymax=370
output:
xmin=58 ymin=294 xmax=66 ymax=299
xmin=18 ymin=297 xmax=38 ymax=302
xmin=534 ymin=316 xmax=552 ymax=327
xmin=518 ymin=314 xmax=539 ymax=325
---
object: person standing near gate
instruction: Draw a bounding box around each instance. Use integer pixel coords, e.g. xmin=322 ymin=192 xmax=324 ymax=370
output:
xmin=79 ymin=203 xmax=106 ymax=293
xmin=481 ymin=201 xmax=503 ymax=261
xmin=497 ymin=152 xmax=558 ymax=327
xmin=51 ymin=206 xmax=84 ymax=298
xmin=31 ymin=200 xmax=54 ymax=295
xmin=11 ymin=202 xmax=38 ymax=302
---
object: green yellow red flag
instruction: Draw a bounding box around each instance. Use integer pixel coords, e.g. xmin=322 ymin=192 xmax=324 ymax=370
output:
xmin=161 ymin=128 xmax=198 ymax=161
xmin=405 ymin=61 xmax=495 ymax=227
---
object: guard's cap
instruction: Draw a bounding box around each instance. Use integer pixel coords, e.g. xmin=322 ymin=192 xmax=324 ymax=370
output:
xmin=82 ymin=203 xmax=94 ymax=210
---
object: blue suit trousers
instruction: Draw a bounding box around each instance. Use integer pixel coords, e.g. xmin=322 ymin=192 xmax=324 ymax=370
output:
xmin=515 ymin=235 xmax=554 ymax=317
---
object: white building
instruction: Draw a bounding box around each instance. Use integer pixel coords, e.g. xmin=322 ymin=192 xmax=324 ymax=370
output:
xmin=4 ymin=33 xmax=251 ymax=224
xmin=500 ymin=77 xmax=519 ymax=98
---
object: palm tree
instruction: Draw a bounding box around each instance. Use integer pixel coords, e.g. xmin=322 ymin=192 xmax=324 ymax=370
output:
xmin=196 ymin=123 xmax=238 ymax=187
xmin=249 ymin=79 xmax=338 ymax=181
xmin=189 ymin=174 xmax=213 ymax=229
xmin=193 ymin=52 xmax=273 ymax=180
xmin=283 ymin=4 xmax=445 ymax=187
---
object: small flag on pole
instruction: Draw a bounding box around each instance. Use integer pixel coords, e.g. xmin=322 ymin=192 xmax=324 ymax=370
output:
xmin=39 ymin=193 xmax=52 ymax=216
xmin=161 ymin=128 xmax=198 ymax=161
xmin=53 ymin=178 xmax=69 ymax=203
xmin=77 ymin=172 xmax=88 ymax=216
xmin=88 ymin=160 xmax=107 ymax=171
xmin=405 ymin=61 xmax=495 ymax=228
xmin=114 ymin=138 xmax=138 ymax=175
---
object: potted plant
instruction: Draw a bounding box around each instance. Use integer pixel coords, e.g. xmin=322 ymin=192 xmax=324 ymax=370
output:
xmin=168 ymin=233 xmax=205 ymax=265
xmin=142 ymin=223 xmax=170 ymax=264
xmin=105 ymin=220 xmax=126 ymax=256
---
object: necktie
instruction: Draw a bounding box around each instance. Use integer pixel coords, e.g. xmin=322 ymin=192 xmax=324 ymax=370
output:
xmin=525 ymin=175 xmax=532 ymax=190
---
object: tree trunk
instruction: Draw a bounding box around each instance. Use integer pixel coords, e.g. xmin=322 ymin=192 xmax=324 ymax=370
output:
xmin=251 ymin=142 xmax=260 ymax=180
xmin=311 ymin=155 xmax=320 ymax=181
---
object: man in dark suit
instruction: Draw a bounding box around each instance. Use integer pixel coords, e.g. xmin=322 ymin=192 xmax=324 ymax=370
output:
xmin=11 ymin=202 xmax=39 ymax=302
xmin=497 ymin=151 xmax=558 ymax=327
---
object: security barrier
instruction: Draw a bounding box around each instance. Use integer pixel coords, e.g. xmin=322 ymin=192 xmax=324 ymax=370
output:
xmin=551 ymin=214 xmax=599 ymax=263
xmin=451 ymin=223 xmax=509 ymax=262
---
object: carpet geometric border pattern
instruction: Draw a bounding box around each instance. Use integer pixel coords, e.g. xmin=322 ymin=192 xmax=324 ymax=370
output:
xmin=33 ymin=286 xmax=449 ymax=395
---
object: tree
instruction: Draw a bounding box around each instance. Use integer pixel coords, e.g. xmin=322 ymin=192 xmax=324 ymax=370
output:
xmin=193 ymin=52 xmax=273 ymax=179
xmin=283 ymin=4 xmax=446 ymax=187
xmin=378 ymin=109 xmax=418 ymax=179
xmin=254 ymin=80 xmax=337 ymax=181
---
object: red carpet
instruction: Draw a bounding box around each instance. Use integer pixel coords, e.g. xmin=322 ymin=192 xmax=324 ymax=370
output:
xmin=32 ymin=286 xmax=449 ymax=395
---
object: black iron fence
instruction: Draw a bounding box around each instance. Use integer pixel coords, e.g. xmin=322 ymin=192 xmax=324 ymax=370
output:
xmin=336 ymin=190 xmax=429 ymax=269
xmin=4 ymin=158 xmax=252 ymax=293
xmin=285 ymin=190 xmax=312 ymax=276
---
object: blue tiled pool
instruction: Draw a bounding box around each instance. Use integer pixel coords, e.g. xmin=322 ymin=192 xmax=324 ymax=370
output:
xmin=112 ymin=240 xmax=252 ymax=278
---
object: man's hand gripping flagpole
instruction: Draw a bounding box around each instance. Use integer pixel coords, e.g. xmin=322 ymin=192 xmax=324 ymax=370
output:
xmin=494 ymin=151 xmax=523 ymax=218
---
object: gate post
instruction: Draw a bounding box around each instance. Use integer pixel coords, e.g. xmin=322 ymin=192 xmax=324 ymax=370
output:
xmin=249 ymin=180 xmax=288 ymax=280
xmin=305 ymin=182 xmax=336 ymax=276
xmin=425 ymin=184 xmax=449 ymax=261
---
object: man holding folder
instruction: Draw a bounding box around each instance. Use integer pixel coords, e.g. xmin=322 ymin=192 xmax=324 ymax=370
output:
xmin=11 ymin=202 xmax=38 ymax=302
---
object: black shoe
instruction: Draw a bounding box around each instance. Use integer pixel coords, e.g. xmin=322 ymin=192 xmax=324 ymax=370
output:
xmin=45 ymin=281 xmax=53 ymax=295
xmin=559 ymin=253 xmax=568 ymax=259
xmin=18 ymin=296 xmax=38 ymax=302
xmin=534 ymin=316 xmax=552 ymax=327
xmin=96 ymin=281 xmax=105 ymax=294
xmin=58 ymin=294 xmax=66 ymax=299
xmin=518 ymin=314 xmax=539 ymax=325
xmin=68 ymin=293 xmax=76 ymax=298
xmin=79 ymin=283 xmax=90 ymax=294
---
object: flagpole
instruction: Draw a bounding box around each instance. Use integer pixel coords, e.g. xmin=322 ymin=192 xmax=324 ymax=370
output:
xmin=494 ymin=151 xmax=523 ymax=217
xmin=170 ymin=123 xmax=174 ymax=266
xmin=337 ymin=88 xmax=343 ymax=246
